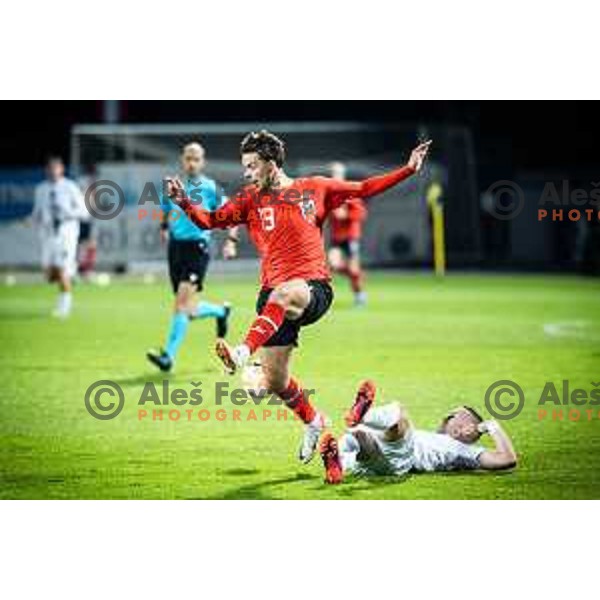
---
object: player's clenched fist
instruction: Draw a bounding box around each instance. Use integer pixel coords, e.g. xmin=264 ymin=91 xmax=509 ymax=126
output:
xmin=408 ymin=140 xmax=432 ymax=173
xmin=165 ymin=177 xmax=185 ymax=202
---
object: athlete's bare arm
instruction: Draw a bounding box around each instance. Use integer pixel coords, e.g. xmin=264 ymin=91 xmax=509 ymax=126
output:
xmin=477 ymin=421 xmax=517 ymax=470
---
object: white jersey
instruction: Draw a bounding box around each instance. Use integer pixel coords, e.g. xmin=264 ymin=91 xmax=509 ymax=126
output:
xmin=33 ymin=177 xmax=86 ymax=276
xmin=32 ymin=177 xmax=87 ymax=233
xmin=340 ymin=425 xmax=485 ymax=477
xmin=410 ymin=430 xmax=484 ymax=472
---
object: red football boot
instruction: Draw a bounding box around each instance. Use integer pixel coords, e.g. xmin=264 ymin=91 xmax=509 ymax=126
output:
xmin=344 ymin=380 xmax=376 ymax=427
xmin=320 ymin=433 xmax=343 ymax=485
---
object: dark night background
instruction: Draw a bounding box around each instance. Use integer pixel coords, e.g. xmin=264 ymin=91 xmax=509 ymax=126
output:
xmin=1 ymin=100 xmax=598 ymax=273
xmin=2 ymin=101 xmax=599 ymax=193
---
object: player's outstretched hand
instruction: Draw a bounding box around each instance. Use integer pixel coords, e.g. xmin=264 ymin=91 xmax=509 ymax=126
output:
xmin=408 ymin=140 xmax=432 ymax=173
xmin=165 ymin=177 xmax=185 ymax=203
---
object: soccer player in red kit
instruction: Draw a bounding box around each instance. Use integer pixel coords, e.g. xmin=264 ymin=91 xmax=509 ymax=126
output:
xmin=327 ymin=161 xmax=368 ymax=306
xmin=166 ymin=131 xmax=431 ymax=463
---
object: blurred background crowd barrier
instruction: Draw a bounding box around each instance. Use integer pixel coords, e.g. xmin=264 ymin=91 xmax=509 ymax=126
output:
xmin=0 ymin=120 xmax=598 ymax=275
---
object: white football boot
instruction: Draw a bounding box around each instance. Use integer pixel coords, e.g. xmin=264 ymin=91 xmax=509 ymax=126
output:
xmin=299 ymin=413 xmax=330 ymax=464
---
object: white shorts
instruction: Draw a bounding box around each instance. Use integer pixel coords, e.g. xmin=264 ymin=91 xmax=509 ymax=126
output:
xmin=40 ymin=221 xmax=80 ymax=277
xmin=339 ymin=425 xmax=415 ymax=478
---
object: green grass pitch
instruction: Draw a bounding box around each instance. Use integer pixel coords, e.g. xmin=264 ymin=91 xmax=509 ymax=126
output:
xmin=1 ymin=272 xmax=599 ymax=499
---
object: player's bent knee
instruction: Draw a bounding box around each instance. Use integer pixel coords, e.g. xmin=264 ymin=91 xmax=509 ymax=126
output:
xmin=384 ymin=403 xmax=410 ymax=442
xmin=269 ymin=284 xmax=295 ymax=307
xmin=270 ymin=281 xmax=310 ymax=318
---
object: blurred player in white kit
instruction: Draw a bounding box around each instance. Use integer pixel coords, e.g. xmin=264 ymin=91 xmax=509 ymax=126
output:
xmin=32 ymin=157 xmax=88 ymax=318
xmin=320 ymin=381 xmax=518 ymax=483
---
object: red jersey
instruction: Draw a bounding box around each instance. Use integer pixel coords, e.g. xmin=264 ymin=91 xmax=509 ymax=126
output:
xmin=329 ymin=196 xmax=367 ymax=243
xmin=179 ymin=165 xmax=415 ymax=288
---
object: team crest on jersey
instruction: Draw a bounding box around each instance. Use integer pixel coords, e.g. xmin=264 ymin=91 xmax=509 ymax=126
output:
xmin=300 ymin=198 xmax=317 ymax=224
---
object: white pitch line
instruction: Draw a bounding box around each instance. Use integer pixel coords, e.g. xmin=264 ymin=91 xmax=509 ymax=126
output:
xmin=543 ymin=321 xmax=600 ymax=342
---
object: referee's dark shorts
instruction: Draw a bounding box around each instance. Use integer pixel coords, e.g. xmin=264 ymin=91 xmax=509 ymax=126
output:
xmin=167 ymin=238 xmax=210 ymax=293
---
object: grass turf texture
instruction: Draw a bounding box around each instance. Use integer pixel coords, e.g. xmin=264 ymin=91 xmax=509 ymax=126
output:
xmin=1 ymin=272 xmax=599 ymax=499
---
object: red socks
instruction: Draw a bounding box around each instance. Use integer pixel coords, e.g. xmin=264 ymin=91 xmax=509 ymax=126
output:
xmin=348 ymin=267 xmax=363 ymax=294
xmin=244 ymin=304 xmax=318 ymax=425
xmin=243 ymin=301 xmax=286 ymax=353
xmin=279 ymin=377 xmax=316 ymax=424
xmin=335 ymin=264 xmax=364 ymax=294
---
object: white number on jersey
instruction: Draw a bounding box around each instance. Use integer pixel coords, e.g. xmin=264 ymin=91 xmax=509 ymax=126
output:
xmin=258 ymin=207 xmax=275 ymax=231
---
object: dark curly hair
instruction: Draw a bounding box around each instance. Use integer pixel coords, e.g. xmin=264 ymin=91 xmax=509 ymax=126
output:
xmin=240 ymin=130 xmax=286 ymax=167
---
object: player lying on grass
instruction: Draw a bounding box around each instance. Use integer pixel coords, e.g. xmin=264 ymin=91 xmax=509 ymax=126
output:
xmin=147 ymin=142 xmax=233 ymax=372
xmin=327 ymin=162 xmax=368 ymax=306
xmin=166 ymin=131 xmax=431 ymax=463
xmin=320 ymin=381 xmax=517 ymax=484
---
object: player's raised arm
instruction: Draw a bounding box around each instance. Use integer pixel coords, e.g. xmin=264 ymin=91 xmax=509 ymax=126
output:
xmin=477 ymin=421 xmax=518 ymax=470
xmin=324 ymin=140 xmax=432 ymax=209
xmin=167 ymin=177 xmax=247 ymax=230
